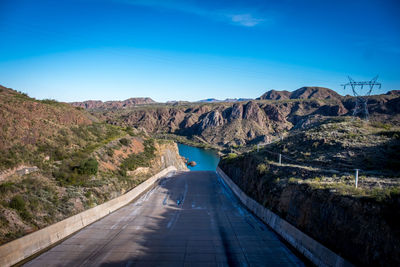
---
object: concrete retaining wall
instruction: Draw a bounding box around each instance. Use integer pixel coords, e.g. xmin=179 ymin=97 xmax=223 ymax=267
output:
xmin=216 ymin=167 xmax=353 ymax=267
xmin=0 ymin=166 xmax=177 ymax=267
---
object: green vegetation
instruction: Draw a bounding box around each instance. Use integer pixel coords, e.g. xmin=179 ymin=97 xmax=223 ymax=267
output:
xmin=9 ymin=195 xmax=26 ymax=211
xmin=121 ymin=138 xmax=156 ymax=172
xmin=0 ymin=88 xmax=174 ymax=245
xmin=9 ymin=195 xmax=31 ymax=221
xmin=40 ymin=99 xmax=61 ymax=106
xmin=119 ymin=138 xmax=130 ymax=146
xmin=256 ymin=163 xmax=268 ymax=174
xmin=224 ymin=153 xmax=238 ymax=160
xmin=370 ymin=121 xmax=392 ymax=130
xmin=78 ymin=158 xmax=98 ymax=175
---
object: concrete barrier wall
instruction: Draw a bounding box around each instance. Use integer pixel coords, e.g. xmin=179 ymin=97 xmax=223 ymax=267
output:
xmin=0 ymin=166 xmax=177 ymax=267
xmin=216 ymin=167 xmax=353 ymax=267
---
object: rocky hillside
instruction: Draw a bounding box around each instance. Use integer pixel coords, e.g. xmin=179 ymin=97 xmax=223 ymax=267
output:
xmin=257 ymin=86 xmax=341 ymax=100
xmin=0 ymin=86 xmax=186 ymax=245
xmin=70 ymin=97 xmax=155 ymax=109
xmin=257 ymin=89 xmax=291 ymax=100
xmin=218 ymin=117 xmax=400 ymax=266
xmin=92 ymin=91 xmax=400 ymax=148
xmin=0 ymin=85 xmax=94 ymax=152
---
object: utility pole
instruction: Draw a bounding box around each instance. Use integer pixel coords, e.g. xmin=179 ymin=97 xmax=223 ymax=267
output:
xmin=355 ymin=169 xmax=359 ymax=188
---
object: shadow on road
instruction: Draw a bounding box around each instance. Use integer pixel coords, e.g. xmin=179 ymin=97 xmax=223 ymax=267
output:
xmin=90 ymin=171 xmax=303 ymax=267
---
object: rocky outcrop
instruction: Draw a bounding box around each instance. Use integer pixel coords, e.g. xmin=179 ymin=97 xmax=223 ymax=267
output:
xmin=152 ymin=141 xmax=188 ymax=171
xmin=243 ymin=101 xmax=267 ymax=125
xmin=229 ymin=103 xmax=243 ymax=121
xmin=199 ymin=110 xmax=224 ymax=130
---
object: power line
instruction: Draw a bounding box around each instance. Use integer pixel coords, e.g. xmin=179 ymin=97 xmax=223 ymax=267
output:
xmin=341 ymin=76 xmax=381 ymax=120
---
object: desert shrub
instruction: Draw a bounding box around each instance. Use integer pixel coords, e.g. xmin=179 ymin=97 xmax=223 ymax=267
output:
xmin=40 ymin=99 xmax=59 ymax=105
xmin=371 ymin=121 xmax=392 ymax=130
xmin=119 ymin=138 xmax=130 ymax=146
xmin=225 ymin=153 xmax=238 ymax=160
xmin=312 ymin=141 xmax=319 ymax=149
xmin=106 ymin=147 xmax=114 ymax=157
xmin=257 ymin=163 xmax=268 ymax=174
xmin=9 ymin=195 xmax=26 ymax=211
xmin=0 ymin=182 xmax=17 ymax=193
xmin=125 ymin=126 xmax=137 ymax=136
xmin=78 ymin=158 xmax=98 ymax=175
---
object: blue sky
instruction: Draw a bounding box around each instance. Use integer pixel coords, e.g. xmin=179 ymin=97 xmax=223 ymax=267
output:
xmin=0 ymin=0 xmax=399 ymax=102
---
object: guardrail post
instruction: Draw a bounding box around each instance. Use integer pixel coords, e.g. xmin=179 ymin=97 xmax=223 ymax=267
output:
xmin=279 ymin=154 xmax=282 ymax=165
xmin=355 ymin=169 xmax=359 ymax=188
xmin=257 ymin=144 xmax=259 ymax=152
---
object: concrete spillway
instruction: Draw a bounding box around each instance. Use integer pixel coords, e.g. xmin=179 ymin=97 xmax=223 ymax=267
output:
xmin=25 ymin=171 xmax=303 ymax=266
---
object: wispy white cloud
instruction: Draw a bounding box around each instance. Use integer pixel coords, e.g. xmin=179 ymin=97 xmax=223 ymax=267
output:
xmin=230 ymin=14 xmax=264 ymax=27
xmin=113 ymin=0 xmax=271 ymax=27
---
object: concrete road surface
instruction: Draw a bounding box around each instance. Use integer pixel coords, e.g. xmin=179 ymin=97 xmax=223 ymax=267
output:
xmin=25 ymin=171 xmax=304 ymax=266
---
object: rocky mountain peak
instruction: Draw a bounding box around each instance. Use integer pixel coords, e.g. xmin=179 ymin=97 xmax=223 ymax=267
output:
xmin=257 ymin=89 xmax=291 ymax=100
xmin=290 ymin=86 xmax=341 ymax=100
xmin=258 ymin=87 xmax=342 ymax=101
xmin=230 ymin=103 xmax=243 ymax=120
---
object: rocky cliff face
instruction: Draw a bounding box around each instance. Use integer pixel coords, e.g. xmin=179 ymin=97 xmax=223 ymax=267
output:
xmin=96 ymin=92 xmax=400 ymax=148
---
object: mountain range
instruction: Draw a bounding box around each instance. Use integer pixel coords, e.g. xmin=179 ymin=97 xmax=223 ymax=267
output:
xmin=86 ymin=87 xmax=399 ymax=148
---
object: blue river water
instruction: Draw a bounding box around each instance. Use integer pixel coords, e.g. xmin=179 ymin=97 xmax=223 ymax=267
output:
xmin=177 ymin=143 xmax=220 ymax=171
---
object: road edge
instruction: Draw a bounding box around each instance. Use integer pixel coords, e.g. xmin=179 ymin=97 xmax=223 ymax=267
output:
xmin=0 ymin=166 xmax=177 ymax=267
xmin=216 ymin=167 xmax=353 ymax=267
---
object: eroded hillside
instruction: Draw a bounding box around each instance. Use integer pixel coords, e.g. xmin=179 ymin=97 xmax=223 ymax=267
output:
xmin=86 ymin=88 xmax=400 ymax=148
xmin=0 ymin=86 xmax=187 ymax=245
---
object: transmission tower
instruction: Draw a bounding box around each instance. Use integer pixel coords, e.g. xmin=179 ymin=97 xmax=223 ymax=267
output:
xmin=342 ymin=76 xmax=381 ymax=120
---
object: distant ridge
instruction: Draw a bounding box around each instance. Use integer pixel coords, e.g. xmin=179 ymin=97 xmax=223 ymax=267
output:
xmin=257 ymin=89 xmax=291 ymax=100
xmin=197 ymin=98 xmax=252 ymax=103
xmin=258 ymin=87 xmax=341 ymax=100
xmin=71 ymin=97 xmax=155 ymax=109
